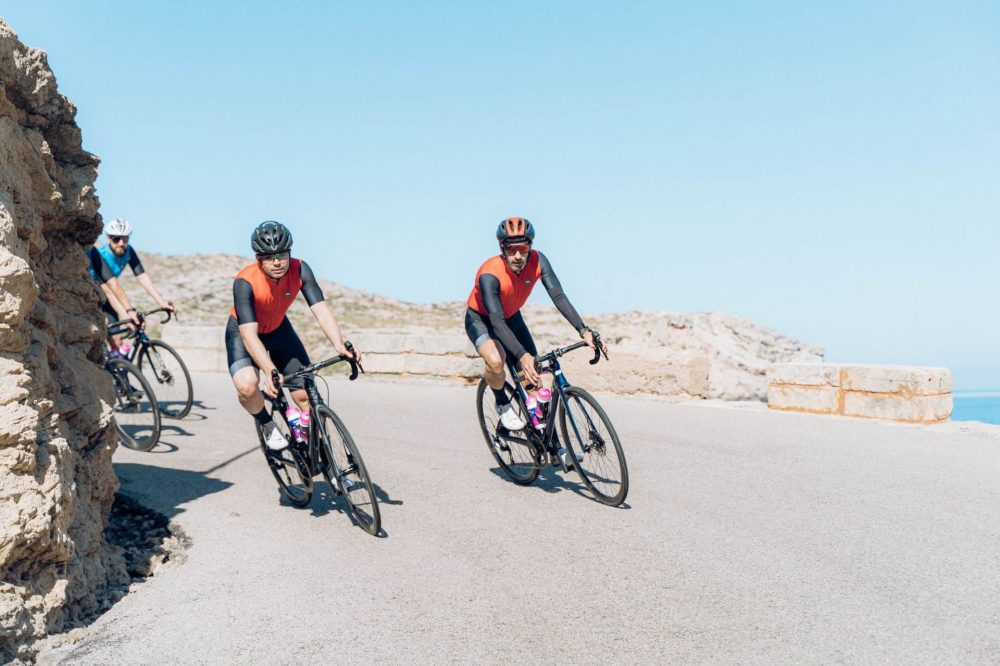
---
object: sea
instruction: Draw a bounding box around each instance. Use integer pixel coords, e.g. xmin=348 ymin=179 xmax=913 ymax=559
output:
xmin=951 ymin=391 xmax=1000 ymax=425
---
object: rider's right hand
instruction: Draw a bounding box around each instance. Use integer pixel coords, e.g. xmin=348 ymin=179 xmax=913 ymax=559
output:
xmin=519 ymin=353 xmax=541 ymax=387
xmin=262 ymin=367 xmax=282 ymax=398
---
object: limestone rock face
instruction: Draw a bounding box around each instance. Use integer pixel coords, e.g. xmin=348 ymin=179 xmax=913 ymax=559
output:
xmin=0 ymin=19 xmax=126 ymax=661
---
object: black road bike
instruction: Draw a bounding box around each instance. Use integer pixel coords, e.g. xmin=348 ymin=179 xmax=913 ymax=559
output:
xmin=476 ymin=336 xmax=629 ymax=507
xmin=257 ymin=343 xmax=381 ymax=535
xmin=102 ymin=343 xmax=161 ymax=452
xmin=113 ymin=308 xmax=194 ymax=418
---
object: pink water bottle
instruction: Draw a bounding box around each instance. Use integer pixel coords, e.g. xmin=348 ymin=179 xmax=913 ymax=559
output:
xmin=525 ymin=396 xmax=541 ymax=429
xmin=285 ymin=406 xmax=305 ymax=443
xmin=299 ymin=409 xmax=311 ymax=441
xmin=532 ymin=387 xmax=551 ymax=429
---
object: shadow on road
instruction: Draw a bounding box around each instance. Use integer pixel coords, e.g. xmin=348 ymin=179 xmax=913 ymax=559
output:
xmin=488 ymin=466 xmax=631 ymax=509
xmin=114 ymin=462 xmax=233 ymax=519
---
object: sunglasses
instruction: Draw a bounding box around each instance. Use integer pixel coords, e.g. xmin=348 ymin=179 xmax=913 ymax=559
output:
xmin=109 ymin=235 xmax=129 ymax=244
xmin=257 ymin=251 xmax=290 ymax=262
xmin=502 ymin=243 xmax=532 ymax=257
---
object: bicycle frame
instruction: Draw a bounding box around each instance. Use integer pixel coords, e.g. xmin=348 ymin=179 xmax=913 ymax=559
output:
xmin=268 ymin=349 xmax=361 ymax=475
xmin=503 ymin=340 xmax=605 ymax=464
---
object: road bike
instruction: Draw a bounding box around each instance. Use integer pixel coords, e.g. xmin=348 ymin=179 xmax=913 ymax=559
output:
xmin=476 ymin=335 xmax=629 ymax=507
xmin=111 ymin=307 xmax=193 ymax=418
xmin=102 ymin=340 xmax=161 ymax=451
xmin=258 ymin=343 xmax=381 ymax=535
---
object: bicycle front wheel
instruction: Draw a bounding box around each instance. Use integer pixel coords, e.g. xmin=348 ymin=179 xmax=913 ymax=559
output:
xmin=137 ymin=339 xmax=194 ymax=418
xmin=257 ymin=414 xmax=313 ymax=507
xmin=316 ymin=405 xmax=381 ymax=535
xmin=558 ymin=386 xmax=629 ymax=506
xmin=108 ymin=357 xmax=162 ymax=452
xmin=476 ymin=380 xmax=540 ymax=485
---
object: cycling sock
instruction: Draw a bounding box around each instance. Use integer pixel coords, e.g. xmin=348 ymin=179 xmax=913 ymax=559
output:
xmin=492 ymin=387 xmax=510 ymax=407
xmin=252 ymin=406 xmax=272 ymax=425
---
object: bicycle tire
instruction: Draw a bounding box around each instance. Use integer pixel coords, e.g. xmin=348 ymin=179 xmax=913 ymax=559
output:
xmin=257 ymin=415 xmax=313 ymax=507
xmin=476 ymin=379 xmax=540 ymax=485
xmin=315 ymin=405 xmax=381 ymax=535
xmin=108 ymin=357 xmax=162 ymax=452
xmin=558 ymin=386 xmax=629 ymax=506
xmin=137 ymin=339 xmax=194 ymax=419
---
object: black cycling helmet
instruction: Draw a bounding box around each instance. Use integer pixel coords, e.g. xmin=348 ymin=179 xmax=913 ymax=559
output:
xmin=496 ymin=217 xmax=535 ymax=244
xmin=251 ymin=220 xmax=293 ymax=254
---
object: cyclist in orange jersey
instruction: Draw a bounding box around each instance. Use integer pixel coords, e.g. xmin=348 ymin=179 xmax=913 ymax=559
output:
xmin=227 ymin=221 xmax=362 ymax=451
xmin=465 ymin=217 xmax=607 ymax=430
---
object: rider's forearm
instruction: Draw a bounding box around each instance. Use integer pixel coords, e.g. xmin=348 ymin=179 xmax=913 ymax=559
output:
xmin=107 ymin=278 xmax=134 ymax=312
xmin=310 ymin=302 xmax=348 ymax=352
xmin=239 ymin=324 xmax=276 ymax=372
xmin=137 ymin=274 xmax=169 ymax=308
xmin=101 ymin=283 xmax=129 ymax=319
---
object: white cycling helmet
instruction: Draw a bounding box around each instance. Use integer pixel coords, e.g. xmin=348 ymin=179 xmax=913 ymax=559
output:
xmin=104 ymin=218 xmax=133 ymax=236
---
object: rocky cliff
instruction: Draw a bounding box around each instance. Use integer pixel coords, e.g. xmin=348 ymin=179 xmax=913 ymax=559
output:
xmin=0 ymin=19 xmax=126 ymax=662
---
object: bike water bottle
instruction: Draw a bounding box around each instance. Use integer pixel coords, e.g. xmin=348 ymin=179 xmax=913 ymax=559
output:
xmin=535 ymin=387 xmax=552 ymax=427
xmin=299 ymin=409 xmax=311 ymax=442
xmin=285 ymin=406 xmax=305 ymax=443
xmin=525 ymin=396 xmax=541 ymax=429
xmin=119 ymin=341 xmax=133 ymax=357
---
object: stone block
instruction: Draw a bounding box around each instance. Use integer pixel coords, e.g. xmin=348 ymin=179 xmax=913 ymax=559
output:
xmin=404 ymin=334 xmax=476 ymax=356
xmin=840 ymin=365 xmax=952 ymax=396
xmin=361 ymin=354 xmax=406 ymax=374
xmin=768 ymin=363 xmax=839 ymax=387
xmin=350 ymin=333 xmax=407 ymax=354
xmin=160 ymin=325 xmax=225 ymax=349
xmin=767 ymin=385 xmax=840 ymax=414
xmin=175 ymin=348 xmax=227 ymax=373
xmin=842 ymin=392 xmax=952 ymax=423
xmin=403 ymin=354 xmax=482 ymax=377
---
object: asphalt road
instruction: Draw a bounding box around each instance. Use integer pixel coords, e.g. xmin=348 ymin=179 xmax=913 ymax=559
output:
xmin=43 ymin=373 xmax=1000 ymax=664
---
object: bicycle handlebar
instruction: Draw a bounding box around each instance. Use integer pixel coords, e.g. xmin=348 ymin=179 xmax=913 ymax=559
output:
xmin=106 ymin=306 xmax=175 ymax=336
xmin=272 ymin=341 xmax=364 ymax=388
xmin=534 ymin=332 xmax=607 ymax=367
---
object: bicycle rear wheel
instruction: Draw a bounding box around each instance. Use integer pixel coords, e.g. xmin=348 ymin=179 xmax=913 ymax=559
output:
xmin=137 ymin=339 xmax=193 ymax=418
xmin=108 ymin=357 xmax=161 ymax=452
xmin=558 ymin=386 xmax=629 ymax=506
xmin=476 ymin=380 xmax=540 ymax=485
xmin=257 ymin=414 xmax=313 ymax=507
xmin=316 ymin=405 xmax=381 ymax=535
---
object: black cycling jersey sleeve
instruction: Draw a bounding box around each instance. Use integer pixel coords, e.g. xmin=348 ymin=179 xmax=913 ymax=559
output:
xmin=88 ymin=247 xmax=113 ymax=284
xmin=299 ymin=261 xmax=325 ymax=306
xmin=233 ymin=278 xmax=257 ymax=325
xmin=478 ymin=273 xmax=529 ymax=361
xmin=537 ymin=252 xmax=586 ymax=332
xmin=128 ymin=248 xmax=146 ymax=276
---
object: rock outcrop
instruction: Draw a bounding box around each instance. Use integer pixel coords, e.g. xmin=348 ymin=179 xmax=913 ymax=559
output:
xmin=0 ymin=19 xmax=126 ymax=662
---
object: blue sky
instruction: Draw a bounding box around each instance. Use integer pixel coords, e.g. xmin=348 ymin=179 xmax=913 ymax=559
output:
xmin=4 ymin=2 xmax=999 ymax=387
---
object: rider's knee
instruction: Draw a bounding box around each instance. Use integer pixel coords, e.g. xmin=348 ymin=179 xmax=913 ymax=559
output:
xmin=483 ymin=349 xmax=506 ymax=374
xmin=233 ymin=373 xmax=258 ymax=400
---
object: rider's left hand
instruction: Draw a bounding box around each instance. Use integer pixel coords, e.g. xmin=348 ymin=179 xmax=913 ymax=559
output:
xmin=582 ymin=329 xmax=608 ymax=356
xmin=164 ymin=301 xmax=177 ymax=315
xmin=342 ymin=343 xmax=363 ymax=365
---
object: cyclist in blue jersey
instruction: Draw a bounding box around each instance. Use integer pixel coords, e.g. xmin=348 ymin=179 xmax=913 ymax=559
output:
xmin=88 ymin=218 xmax=176 ymax=350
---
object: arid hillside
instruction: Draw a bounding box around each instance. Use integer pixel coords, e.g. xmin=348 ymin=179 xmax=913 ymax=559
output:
xmin=114 ymin=253 xmax=823 ymax=400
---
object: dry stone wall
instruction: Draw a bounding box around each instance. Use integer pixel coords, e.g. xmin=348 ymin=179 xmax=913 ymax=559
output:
xmin=768 ymin=363 xmax=953 ymax=423
xmin=0 ymin=20 xmax=126 ymax=662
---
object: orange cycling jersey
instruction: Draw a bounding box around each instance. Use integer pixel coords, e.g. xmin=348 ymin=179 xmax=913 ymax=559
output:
xmin=230 ymin=259 xmax=310 ymax=334
xmin=466 ymin=251 xmax=542 ymax=318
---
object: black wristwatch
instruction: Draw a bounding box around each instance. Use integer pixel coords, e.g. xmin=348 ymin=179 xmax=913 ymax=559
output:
xmin=579 ymin=326 xmax=592 ymax=337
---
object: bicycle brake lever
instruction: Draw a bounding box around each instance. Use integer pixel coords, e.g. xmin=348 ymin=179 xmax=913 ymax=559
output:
xmin=589 ymin=334 xmax=604 ymax=365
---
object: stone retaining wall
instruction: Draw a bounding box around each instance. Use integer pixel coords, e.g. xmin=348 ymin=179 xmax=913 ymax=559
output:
xmin=768 ymin=363 xmax=953 ymax=423
xmin=159 ymin=326 xmax=710 ymax=397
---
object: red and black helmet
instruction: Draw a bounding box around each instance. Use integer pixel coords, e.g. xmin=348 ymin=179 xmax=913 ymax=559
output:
xmin=496 ymin=217 xmax=535 ymax=244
